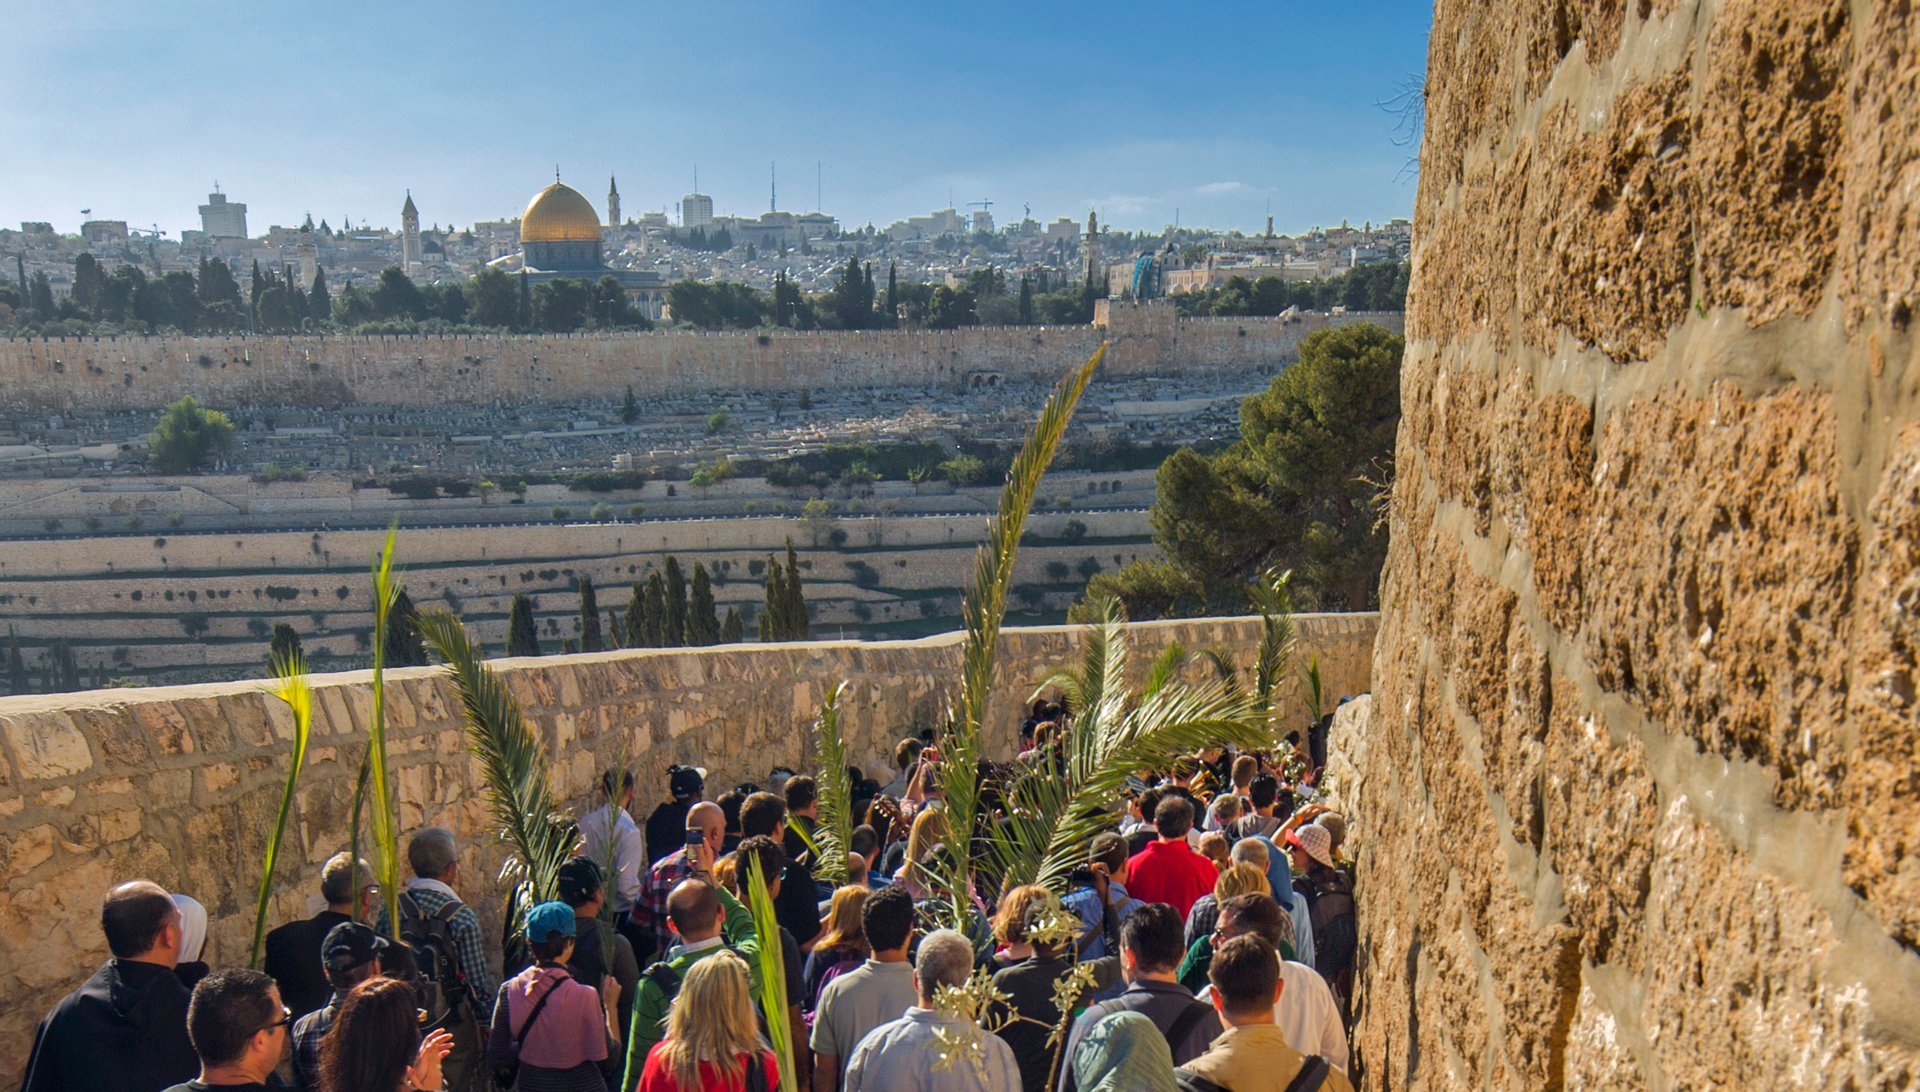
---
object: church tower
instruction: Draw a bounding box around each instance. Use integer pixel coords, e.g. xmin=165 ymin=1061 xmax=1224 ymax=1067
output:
xmin=401 ymin=191 xmax=421 ymax=274
xmin=296 ymin=218 xmax=318 ymax=289
xmin=1084 ymin=209 xmax=1100 ymax=289
xmin=607 ymin=176 xmax=621 ymax=228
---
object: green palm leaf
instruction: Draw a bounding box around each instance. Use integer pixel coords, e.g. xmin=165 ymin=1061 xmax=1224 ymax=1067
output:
xmin=416 ymin=610 xmax=578 ymax=926
xmin=812 ymin=682 xmax=852 ymax=886
xmin=366 ymin=527 xmax=405 ymax=935
xmin=744 ymin=858 xmax=801 ymax=1092
xmin=251 ymin=649 xmax=313 ymax=967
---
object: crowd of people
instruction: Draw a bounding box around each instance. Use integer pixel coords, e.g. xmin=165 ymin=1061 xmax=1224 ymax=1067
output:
xmin=21 ymin=703 xmax=1360 ymax=1092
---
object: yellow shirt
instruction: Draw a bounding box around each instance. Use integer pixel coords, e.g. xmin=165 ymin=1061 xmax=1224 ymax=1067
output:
xmin=1177 ymin=1024 xmax=1356 ymax=1092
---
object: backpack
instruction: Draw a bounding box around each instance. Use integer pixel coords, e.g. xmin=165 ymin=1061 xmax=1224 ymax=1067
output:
xmin=640 ymin=960 xmax=682 ymax=1002
xmin=1175 ymin=1056 xmax=1328 ymax=1092
xmin=398 ymin=890 xmax=471 ymax=1026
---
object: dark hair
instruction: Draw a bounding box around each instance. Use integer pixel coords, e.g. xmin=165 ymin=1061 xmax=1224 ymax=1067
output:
xmin=186 ymin=968 xmax=278 ymax=1067
xmin=1210 ymin=935 xmax=1281 ymax=1015
xmin=716 ymin=790 xmax=746 ymax=835
xmin=600 ymin=767 xmax=636 ymax=799
xmin=894 ymin=738 xmax=923 ymax=771
xmin=1154 ymin=794 xmax=1196 ymax=840
xmin=1248 ymin=773 xmax=1279 ymax=810
xmin=851 ymin=824 xmax=880 ymax=857
xmin=530 ymin=935 xmax=572 ymax=962
xmin=666 ymin=879 xmax=722 ymax=938
xmin=735 ymin=835 xmax=787 ymax=892
xmin=319 ymin=977 xmax=419 ymax=1092
xmin=739 ymin=792 xmax=787 ymax=838
xmin=1120 ymin=903 xmax=1186 ymax=972
xmin=102 ymin=882 xmax=177 ymax=959
xmin=1219 ymin=893 xmax=1287 ymax=949
xmin=1090 ymin=832 xmax=1129 ymax=874
xmin=784 ymin=774 xmax=818 ymax=813
xmin=1136 ymin=786 xmax=1165 ymax=823
xmin=862 ymin=885 xmax=916 ymax=952
xmin=556 ymin=856 xmax=604 ymax=908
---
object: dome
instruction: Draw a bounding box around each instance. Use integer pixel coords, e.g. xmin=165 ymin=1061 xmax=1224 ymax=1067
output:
xmin=520 ymin=181 xmax=601 ymax=243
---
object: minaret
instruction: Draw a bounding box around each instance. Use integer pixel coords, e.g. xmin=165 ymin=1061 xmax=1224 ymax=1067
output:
xmin=1084 ymin=210 xmax=1100 ymax=289
xmin=296 ymin=219 xmax=318 ymax=289
xmin=400 ymin=191 xmax=421 ymax=274
xmin=607 ymin=176 xmax=621 ymax=227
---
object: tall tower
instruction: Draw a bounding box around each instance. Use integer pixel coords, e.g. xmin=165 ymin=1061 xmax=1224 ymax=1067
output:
xmin=296 ymin=219 xmax=318 ymax=289
xmin=400 ymin=191 xmax=421 ymax=274
xmin=607 ymin=176 xmax=621 ymax=227
xmin=1084 ymin=210 xmax=1100 ymax=289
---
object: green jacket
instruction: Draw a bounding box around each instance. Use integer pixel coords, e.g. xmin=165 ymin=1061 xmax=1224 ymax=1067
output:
xmin=1177 ymin=932 xmax=1295 ymax=993
xmin=620 ymin=885 xmax=762 ymax=1090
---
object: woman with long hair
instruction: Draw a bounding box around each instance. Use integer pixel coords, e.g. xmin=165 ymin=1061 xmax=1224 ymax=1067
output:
xmin=802 ymin=885 xmax=870 ymax=1012
xmin=635 ymin=951 xmax=779 ymax=1092
xmin=319 ymin=977 xmax=454 ymax=1092
xmin=892 ymin=808 xmax=949 ymax=899
xmin=989 ymin=884 xmax=1053 ymax=969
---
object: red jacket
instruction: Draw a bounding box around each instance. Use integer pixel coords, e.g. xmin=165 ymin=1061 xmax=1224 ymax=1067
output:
xmin=1126 ymin=838 xmax=1219 ymax=917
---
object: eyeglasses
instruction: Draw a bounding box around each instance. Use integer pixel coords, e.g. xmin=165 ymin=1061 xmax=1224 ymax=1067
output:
xmin=257 ymin=1005 xmax=293 ymax=1035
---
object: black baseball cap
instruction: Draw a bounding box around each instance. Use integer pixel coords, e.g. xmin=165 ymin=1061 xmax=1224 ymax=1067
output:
xmin=668 ymin=764 xmax=707 ymax=799
xmin=322 ymin=921 xmax=387 ymax=974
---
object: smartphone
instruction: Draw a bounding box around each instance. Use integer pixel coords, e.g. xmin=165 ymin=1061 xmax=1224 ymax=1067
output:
xmin=684 ymin=828 xmax=705 ymax=847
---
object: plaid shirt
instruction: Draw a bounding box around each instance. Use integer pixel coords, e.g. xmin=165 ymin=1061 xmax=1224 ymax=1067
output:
xmin=631 ymin=847 xmax=695 ymax=957
xmin=382 ymin=878 xmax=497 ymax=1006
xmin=289 ymin=993 xmax=339 ymax=1092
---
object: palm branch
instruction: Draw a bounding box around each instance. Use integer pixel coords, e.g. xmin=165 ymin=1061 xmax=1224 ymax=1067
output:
xmin=744 ymin=858 xmax=801 ymax=1092
xmin=416 ymin=610 xmax=578 ymax=932
xmin=932 ymin=343 xmax=1107 ymax=926
xmin=1250 ymin=567 xmax=1298 ymax=732
xmin=811 ymin=682 xmax=852 ymax=886
xmin=366 ymin=527 xmax=405 ymax=934
xmin=251 ymin=649 xmax=313 ymax=967
xmin=1302 ymin=653 xmax=1325 ymax=725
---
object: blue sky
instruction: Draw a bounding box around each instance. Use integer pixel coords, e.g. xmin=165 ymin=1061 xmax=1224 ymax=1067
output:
xmin=1 ymin=1 xmax=1433 ymax=238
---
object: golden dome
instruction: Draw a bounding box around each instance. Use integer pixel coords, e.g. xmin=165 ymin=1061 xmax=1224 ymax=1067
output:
xmin=519 ymin=181 xmax=601 ymax=243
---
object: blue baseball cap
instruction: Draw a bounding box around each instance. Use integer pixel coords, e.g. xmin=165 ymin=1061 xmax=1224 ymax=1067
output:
xmin=524 ymin=901 xmax=576 ymax=943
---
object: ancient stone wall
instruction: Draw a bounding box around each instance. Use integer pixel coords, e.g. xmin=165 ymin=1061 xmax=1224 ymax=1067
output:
xmin=1358 ymin=0 xmax=1920 ymax=1087
xmin=0 ymin=307 xmax=1401 ymax=413
xmin=0 ymin=612 xmax=1377 ymax=1085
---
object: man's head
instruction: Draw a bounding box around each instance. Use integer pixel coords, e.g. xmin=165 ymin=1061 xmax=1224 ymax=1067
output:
xmin=913 ymin=928 xmax=975 ymax=1005
xmin=666 ymin=878 xmax=725 ymax=943
xmin=1231 ymin=754 xmax=1258 ymax=791
xmin=1119 ymin=902 xmax=1185 ymax=983
xmin=739 ymin=791 xmax=787 ymax=839
xmin=784 ymin=775 xmax=819 ymax=819
xmin=1229 ymin=837 xmax=1270 ymax=876
xmin=894 ymin=737 xmax=923 ymax=773
xmin=716 ymin=790 xmax=746 ymax=835
xmin=1208 ymin=935 xmax=1282 ymax=1024
xmin=668 ymin=763 xmax=706 ymax=802
xmin=556 ymin=856 xmax=604 ymax=911
xmin=1089 ymin=832 xmax=1129 ymax=885
xmin=601 ymin=767 xmax=636 ymax=808
xmin=186 ymin=969 xmax=287 ymax=1078
xmin=406 ymin=827 xmax=459 ymax=883
xmin=862 ymin=884 xmax=915 ymax=955
xmin=687 ymin=800 xmax=726 ymax=856
xmin=1210 ymin=795 xmax=1243 ymax=828
xmin=321 ymin=921 xmax=387 ymax=992
xmin=1216 ymin=892 xmax=1292 ymax=953
xmin=735 ymin=835 xmax=787 ymax=901
xmin=319 ymin=853 xmax=374 ymax=915
xmin=1134 ymin=786 xmax=1165 ymax=824
xmin=850 ymin=824 xmax=880 ymax=859
xmin=1154 ymin=794 xmax=1196 ymax=841
xmin=1248 ymin=773 xmax=1280 ymax=814
xmin=102 ymin=880 xmax=181 ymax=964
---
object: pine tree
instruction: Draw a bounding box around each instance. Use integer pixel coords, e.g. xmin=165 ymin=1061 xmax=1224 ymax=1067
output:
xmin=385 ymin=589 xmax=429 ymax=667
xmin=621 ymin=385 xmax=639 ymax=424
xmin=606 ymin=607 xmax=625 ymax=650
xmin=756 ymin=608 xmax=772 ymax=642
xmin=507 ymin=594 xmax=541 ymax=656
xmin=783 ymin=538 xmax=809 ymax=639
xmin=1019 ymin=274 xmax=1035 ymax=324
xmin=722 ymin=607 xmax=745 ymax=643
xmin=762 ymin=558 xmax=786 ymax=640
xmin=625 ymin=582 xmax=646 ymax=647
xmin=309 ymin=267 xmax=331 ymax=324
xmin=664 ymin=557 xmax=688 ymax=646
xmin=688 ymin=563 xmax=719 ymax=645
xmin=885 ymin=262 xmax=898 ymax=327
xmin=578 ymin=577 xmax=603 ymax=652
xmin=268 ymin=623 xmax=302 ymax=666
xmin=642 ymin=573 xmax=668 ymax=647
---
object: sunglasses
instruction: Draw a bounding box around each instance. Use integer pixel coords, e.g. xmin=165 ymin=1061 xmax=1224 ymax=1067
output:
xmin=257 ymin=1005 xmax=293 ymax=1035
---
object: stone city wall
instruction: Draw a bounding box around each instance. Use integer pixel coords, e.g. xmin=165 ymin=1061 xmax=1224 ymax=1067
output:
xmin=0 ymin=611 xmax=1378 ymax=1085
xmin=1357 ymin=0 xmax=1920 ymax=1087
xmin=0 ymin=307 xmax=1402 ymax=413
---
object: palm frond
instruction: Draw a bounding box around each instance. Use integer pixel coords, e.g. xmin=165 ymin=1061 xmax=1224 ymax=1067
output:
xmin=1301 ymin=653 xmax=1325 ymax=724
xmin=251 ymin=650 xmax=313 ymax=967
xmin=1200 ymin=647 xmax=1243 ymax=692
xmin=366 ymin=527 xmax=404 ymax=935
xmin=744 ymin=858 xmax=801 ymax=1092
xmin=1144 ymin=640 xmax=1188 ymax=699
xmin=812 ymin=682 xmax=852 ymax=886
xmin=348 ymin=747 xmax=370 ymax=923
xmin=416 ymin=610 xmax=578 ymax=924
xmin=1251 ymin=568 xmax=1297 ymax=728
xmin=934 ymin=343 xmax=1106 ymax=925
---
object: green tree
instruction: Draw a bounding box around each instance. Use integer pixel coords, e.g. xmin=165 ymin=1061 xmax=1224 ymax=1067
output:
xmin=621 ymin=385 xmax=639 ymax=424
xmin=721 ymin=608 xmax=744 ymax=643
xmin=926 ymin=285 xmax=975 ymax=329
xmin=688 ymin=563 xmax=719 ymax=645
xmin=533 ymin=278 xmax=591 ymax=331
xmin=1151 ymin=323 xmax=1402 ymax=611
xmin=507 ymin=594 xmax=541 ymax=656
xmin=578 ymin=577 xmax=603 ymax=653
xmin=606 ymin=607 xmax=625 ymax=650
xmin=518 ymin=270 xmax=532 ymax=329
xmin=28 ymin=272 xmax=54 ymax=320
xmin=625 ymin=582 xmax=647 ymax=647
xmin=51 ymin=641 xmax=80 ymax=693
xmin=148 ymin=396 xmax=236 ymax=474
xmin=1068 ymin=560 xmax=1207 ymax=622
xmin=372 ymin=266 xmax=423 ymax=320
xmin=73 ymin=253 xmax=105 ymax=313
xmin=268 ymin=623 xmax=302 ymax=665
xmin=7 ymin=628 xmax=29 ymax=695
xmin=198 ymin=258 xmax=242 ymax=307
xmin=642 ymin=572 xmax=668 ymax=647
xmin=467 ymin=266 xmax=517 ymax=327
xmin=385 ymin=588 xmax=429 ymax=667
xmin=884 ymin=262 xmax=898 ymax=327
xmin=1018 ymin=275 xmax=1034 ymax=324
xmin=664 ymin=557 xmax=688 ymax=646
xmin=762 ymin=558 xmax=786 ymax=641
xmin=309 ymin=267 xmax=331 ymax=325
xmin=782 ymin=538 xmax=808 ymax=639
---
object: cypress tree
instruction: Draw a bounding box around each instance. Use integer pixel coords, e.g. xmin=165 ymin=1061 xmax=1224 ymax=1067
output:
xmin=518 ymin=270 xmax=532 ymax=330
xmin=885 ymin=262 xmax=898 ymax=327
xmin=7 ymin=627 xmax=28 ymax=695
xmin=578 ymin=577 xmax=603 ymax=652
xmin=385 ymin=589 xmax=429 ymax=667
xmin=606 ymin=607 xmax=625 ymax=650
xmin=643 ymin=573 xmax=668 ymax=647
xmin=54 ymin=640 xmax=81 ymax=693
xmin=722 ymin=607 xmax=745 ymax=644
xmin=664 ymin=557 xmax=688 ymax=646
xmin=756 ymin=608 xmax=772 ymax=642
xmin=762 ymin=559 xmax=786 ymax=640
xmin=268 ymin=623 xmax=303 ymax=667
xmin=863 ymin=262 xmax=876 ymax=325
xmin=625 ymin=582 xmax=646 ymax=647
xmin=784 ymin=538 xmax=809 ymax=639
xmin=1019 ymin=275 xmax=1034 ymax=324
xmin=507 ymin=594 xmax=541 ymax=656
xmin=310 ymin=267 xmax=331 ymax=324
xmin=250 ymin=259 xmax=264 ymax=315
xmin=688 ymin=563 xmax=718 ymax=645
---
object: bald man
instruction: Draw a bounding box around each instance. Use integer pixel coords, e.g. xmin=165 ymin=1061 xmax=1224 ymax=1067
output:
xmin=630 ymin=800 xmax=726 ymax=960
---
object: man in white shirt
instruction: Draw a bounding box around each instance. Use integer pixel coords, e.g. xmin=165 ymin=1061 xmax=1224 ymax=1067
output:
xmin=578 ymin=768 xmax=647 ymax=957
xmin=844 ymin=929 xmax=1019 ymax=1092
xmin=1194 ymin=893 xmax=1347 ymax=1073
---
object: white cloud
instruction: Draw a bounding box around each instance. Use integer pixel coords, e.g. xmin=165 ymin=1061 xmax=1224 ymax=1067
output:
xmin=1195 ymin=181 xmax=1248 ymax=195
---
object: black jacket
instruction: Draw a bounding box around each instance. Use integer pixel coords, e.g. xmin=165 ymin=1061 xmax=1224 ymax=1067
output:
xmin=263 ymin=909 xmax=353 ymax=1019
xmin=21 ymin=959 xmax=199 ymax=1092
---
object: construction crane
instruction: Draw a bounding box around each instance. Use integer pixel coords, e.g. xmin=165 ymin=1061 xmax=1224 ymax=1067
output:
xmin=967 ymin=198 xmax=994 ymax=211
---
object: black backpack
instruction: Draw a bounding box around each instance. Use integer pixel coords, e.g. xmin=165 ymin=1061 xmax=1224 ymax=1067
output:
xmin=398 ymin=890 xmax=471 ymax=1026
xmin=1176 ymin=1056 xmax=1329 ymax=1092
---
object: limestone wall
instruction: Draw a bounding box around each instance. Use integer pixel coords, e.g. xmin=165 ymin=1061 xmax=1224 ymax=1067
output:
xmin=0 ymin=612 xmax=1377 ymax=1085
xmin=0 ymin=308 xmax=1401 ymax=413
xmin=1359 ymin=0 xmax=1920 ymax=1087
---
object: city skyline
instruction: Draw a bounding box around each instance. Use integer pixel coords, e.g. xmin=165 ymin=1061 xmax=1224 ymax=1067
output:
xmin=2 ymin=0 xmax=1432 ymax=238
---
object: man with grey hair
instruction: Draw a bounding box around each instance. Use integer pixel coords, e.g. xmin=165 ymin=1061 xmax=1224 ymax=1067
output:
xmin=263 ymin=852 xmax=374 ymax=1019
xmin=843 ymin=929 xmax=1019 ymax=1091
xmin=386 ymin=826 xmax=492 ymax=1092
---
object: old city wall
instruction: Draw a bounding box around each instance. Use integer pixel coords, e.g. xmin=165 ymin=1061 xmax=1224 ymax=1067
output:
xmin=1357 ymin=0 xmax=1920 ymax=1087
xmin=0 ymin=611 xmax=1378 ymax=1084
xmin=0 ymin=307 xmax=1401 ymax=413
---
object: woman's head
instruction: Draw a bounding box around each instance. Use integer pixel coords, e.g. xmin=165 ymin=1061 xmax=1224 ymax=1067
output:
xmin=1198 ymin=831 xmax=1231 ymax=870
xmin=320 ymin=977 xmax=419 ymax=1092
xmin=992 ymin=884 xmax=1055 ymax=948
xmin=904 ymin=808 xmax=949 ymax=882
xmin=1213 ymin=862 xmax=1269 ymax=904
xmin=661 ymin=950 xmax=761 ymax=1088
xmin=816 ymin=885 xmax=871 ymax=954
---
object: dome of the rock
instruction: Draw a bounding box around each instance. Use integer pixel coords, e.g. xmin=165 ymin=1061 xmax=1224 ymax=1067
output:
xmin=519 ymin=182 xmax=601 ymax=243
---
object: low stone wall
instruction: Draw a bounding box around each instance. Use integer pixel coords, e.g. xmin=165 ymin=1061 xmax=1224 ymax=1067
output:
xmin=0 ymin=611 xmax=1376 ymax=1084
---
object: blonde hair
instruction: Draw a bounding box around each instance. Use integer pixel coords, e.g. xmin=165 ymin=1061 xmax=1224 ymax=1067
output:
xmin=993 ymin=884 xmax=1055 ymax=946
xmin=712 ymin=853 xmax=739 ymax=894
xmin=660 ymin=950 xmax=762 ymax=1089
xmin=1214 ymin=862 xmax=1268 ymax=903
xmin=815 ymin=885 xmax=870 ymax=955
xmin=1198 ymin=831 xmax=1230 ymax=870
xmin=904 ymin=808 xmax=949 ymax=888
